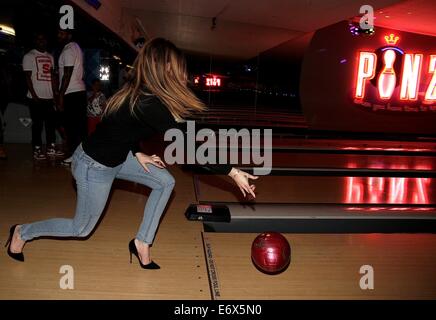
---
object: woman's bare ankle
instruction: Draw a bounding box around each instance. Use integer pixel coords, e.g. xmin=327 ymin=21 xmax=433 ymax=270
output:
xmin=134 ymin=239 xmax=151 ymax=264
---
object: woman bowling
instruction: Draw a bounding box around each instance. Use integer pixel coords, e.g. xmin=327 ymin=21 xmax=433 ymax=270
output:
xmin=6 ymin=38 xmax=258 ymax=269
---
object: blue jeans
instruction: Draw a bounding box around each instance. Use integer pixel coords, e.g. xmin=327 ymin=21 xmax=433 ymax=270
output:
xmin=20 ymin=144 xmax=175 ymax=244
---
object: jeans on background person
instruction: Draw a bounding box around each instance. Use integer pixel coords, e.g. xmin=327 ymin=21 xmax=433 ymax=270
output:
xmin=19 ymin=144 xmax=175 ymax=244
xmin=63 ymin=91 xmax=87 ymax=156
xmin=28 ymin=98 xmax=57 ymax=148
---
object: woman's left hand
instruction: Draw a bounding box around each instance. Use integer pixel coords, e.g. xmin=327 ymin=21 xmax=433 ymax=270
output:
xmin=228 ymin=168 xmax=258 ymax=198
xmin=135 ymin=152 xmax=166 ymax=173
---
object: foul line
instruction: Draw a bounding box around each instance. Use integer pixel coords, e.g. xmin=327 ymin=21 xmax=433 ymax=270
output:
xmin=201 ymin=232 xmax=222 ymax=300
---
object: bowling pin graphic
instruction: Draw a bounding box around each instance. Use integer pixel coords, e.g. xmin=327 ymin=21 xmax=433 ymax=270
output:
xmin=378 ymin=49 xmax=396 ymax=99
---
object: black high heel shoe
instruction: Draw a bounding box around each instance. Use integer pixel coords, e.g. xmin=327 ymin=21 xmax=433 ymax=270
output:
xmin=128 ymin=239 xmax=160 ymax=269
xmin=5 ymin=225 xmax=24 ymax=262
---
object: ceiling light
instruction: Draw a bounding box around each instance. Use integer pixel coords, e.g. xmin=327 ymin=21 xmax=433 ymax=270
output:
xmin=0 ymin=24 xmax=15 ymax=36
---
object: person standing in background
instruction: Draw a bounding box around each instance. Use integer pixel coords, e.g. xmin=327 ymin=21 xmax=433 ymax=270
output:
xmin=87 ymin=78 xmax=106 ymax=135
xmin=56 ymin=28 xmax=87 ymax=166
xmin=23 ymin=32 xmax=64 ymax=160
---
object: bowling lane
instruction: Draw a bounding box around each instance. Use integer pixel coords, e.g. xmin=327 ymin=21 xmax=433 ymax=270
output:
xmin=266 ymin=152 xmax=436 ymax=170
xmin=270 ymin=137 xmax=436 ymax=153
xmin=202 ymin=232 xmax=436 ymax=299
xmin=194 ymin=175 xmax=436 ymax=204
xmin=206 ymin=135 xmax=436 ymax=154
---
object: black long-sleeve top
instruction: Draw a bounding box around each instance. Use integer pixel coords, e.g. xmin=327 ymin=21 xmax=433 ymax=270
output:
xmin=82 ymin=94 xmax=232 ymax=175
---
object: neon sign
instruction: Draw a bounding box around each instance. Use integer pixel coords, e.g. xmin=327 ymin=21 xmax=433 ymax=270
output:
xmin=192 ymin=74 xmax=223 ymax=89
xmin=206 ymin=76 xmax=221 ymax=87
xmin=378 ymin=49 xmax=396 ymax=99
xmin=425 ymin=55 xmax=436 ymax=101
xmin=354 ymin=34 xmax=435 ymax=110
xmin=384 ymin=34 xmax=399 ymax=45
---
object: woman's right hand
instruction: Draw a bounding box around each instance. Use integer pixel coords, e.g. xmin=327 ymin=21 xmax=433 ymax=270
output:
xmin=135 ymin=152 xmax=166 ymax=172
xmin=228 ymin=168 xmax=258 ymax=198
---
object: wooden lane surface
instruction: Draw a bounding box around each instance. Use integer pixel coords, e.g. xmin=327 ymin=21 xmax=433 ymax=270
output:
xmin=202 ymin=232 xmax=436 ymax=299
xmin=0 ymin=144 xmax=209 ymax=299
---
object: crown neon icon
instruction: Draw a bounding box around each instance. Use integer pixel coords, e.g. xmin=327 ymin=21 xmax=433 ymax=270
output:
xmin=384 ymin=33 xmax=400 ymax=45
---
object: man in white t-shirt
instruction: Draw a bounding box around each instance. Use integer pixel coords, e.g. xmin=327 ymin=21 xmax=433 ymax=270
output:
xmin=23 ymin=32 xmax=64 ymax=160
xmin=56 ymin=28 xmax=87 ymax=164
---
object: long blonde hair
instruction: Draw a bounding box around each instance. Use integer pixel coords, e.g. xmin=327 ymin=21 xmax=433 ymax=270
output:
xmin=104 ymin=38 xmax=205 ymax=121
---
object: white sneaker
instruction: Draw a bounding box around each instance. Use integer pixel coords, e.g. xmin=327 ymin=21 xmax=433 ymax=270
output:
xmin=33 ymin=146 xmax=46 ymax=160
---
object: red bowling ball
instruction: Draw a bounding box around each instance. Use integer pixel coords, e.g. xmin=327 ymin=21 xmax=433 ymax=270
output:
xmin=251 ymin=232 xmax=291 ymax=274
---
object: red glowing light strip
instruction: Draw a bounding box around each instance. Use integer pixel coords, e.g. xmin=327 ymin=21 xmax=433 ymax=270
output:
xmin=346 ymin=207 xmax=435 ymax=212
